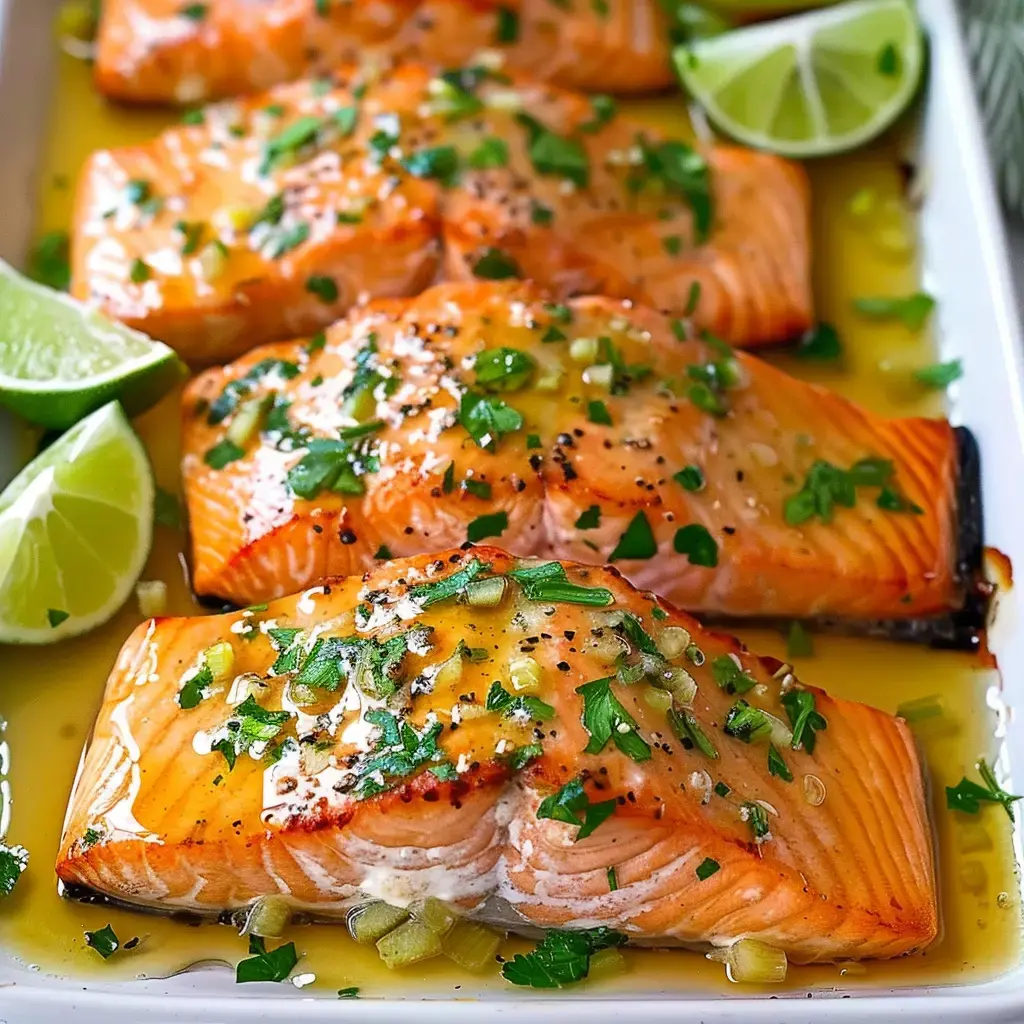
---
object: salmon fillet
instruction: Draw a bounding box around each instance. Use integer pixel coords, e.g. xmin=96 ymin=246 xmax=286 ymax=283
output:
xmin=57 ymin=548 xmax=937 ymax=963
xmin=94 ymin=0 xmax=675 ymax=105
xmin=181 ymin=282 xmax=960 ymax=623
xmin=70 ymin=63 xmax=812 ymax=364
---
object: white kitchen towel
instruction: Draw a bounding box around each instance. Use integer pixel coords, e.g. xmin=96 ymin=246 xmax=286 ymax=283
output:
xmin=963 ymin=0 xmax=1024 ymax=219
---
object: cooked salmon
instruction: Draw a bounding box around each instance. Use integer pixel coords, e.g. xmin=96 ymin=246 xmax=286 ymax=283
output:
xmin=56 ymin=548 xmax=937 ymax=963
xmin=94 ymin=1 xmax=675 ymax=105
xmin=70 ymin=62 xmax=812 ymax=364
xmin=180 ymin=282 xmax=960 ymax=623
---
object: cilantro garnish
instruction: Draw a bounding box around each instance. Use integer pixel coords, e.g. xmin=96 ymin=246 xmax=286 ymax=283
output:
xmin=501 ymin=927 xmax=627 ymax=988
xmin=236 ymin=935 xmax=299 ymax=983
xmin=710 ymin=654 xmax=756 ymax=695
xmin=458 ymin=390 xmax=524 ymax=450
xmin=946 ymin=758 xmax=1022 ymax=821
xmin=780 ymin=688 xmax=827 ymax=754
xmin=486 ymin=681 xmax=555 ymax=723
xmin=608 ymin=510 xmax=657 ymax=561
xmin=575 ymin=677 xmax=651 ymax=762
xmin=536 ymin=777 xmax=616 ymax=841
xmin=0 ymin=843 xmax=28 ymax=897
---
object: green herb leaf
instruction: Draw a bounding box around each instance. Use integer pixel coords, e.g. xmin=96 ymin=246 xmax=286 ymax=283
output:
xmin=507 ymin=561 xmax=614 ymax=606
xmin=767 ymin=742 xmax=793 ymax=782
xmin=877 ymin=41 xmax=901 ymax=76
xmin=306 ymin=274 xmax=339 ymax=303
xmin=608 ymin=511 xmax=657 ymax=561
xmin=236 ymin=936 xmax=298 ymax=983
xmin=468 ymin=136 xmax=510 ymax=169
xmin=710 ymin=654 xmax=756 ymax=695
xmin=853 ymin=292 xmax=935 ymax=330
xmin=606 ymin=866 xmax=618 ymax=891
xmin=204 ymin=437 xmax=246 ymax=469
xmin=487 ymin=681 xmax=555 ymax=723
xmin=742 ymin=801 xmax=770 ymax=841
xmin=580 ymin=94 xmax=617 ymax=133
xmin=285 ymin=425 xmax=382 ymax=500
xmin=178 ymin=662 xmax=213 ymax=710
xmin=518 ymin=113 xmax=590 ymax=187
xmin=786 ymin=621 xmax=814 ymax=658
xmin=402 ymin=144 xmax=460 ymax=184
xmin=780 ymin=688 xmax=827 ymax=754
xmin=463 ymin=478 xmax=492 ymax=499
xmin=374 ymin=544 xmax=393 ymax=560
xmin=351 ymin=712 xmax=446 ymax=799
xmin=471 ymin=247 xmax=522 ymax=280
xmin=338 ymin=987 xmax=361 ymax=998
xmin=876 ymin=486 xmax=923 ymax=514
xmin=467 ymin=511 xmax=508 ymax=542
xmin=0 ymin=843 xmax=28 ymax=897
xmin=635 ymin=137 xmax=712 ymax=242
xmin=795 ymin=322 xmax=843 ymax=360
xmin=587 ymin=399 xmax=612 ymax=425
xmin=47 ymin=608 xmax=69 ymax=628
xmin=695 ymin=857 xmax=719 ymax=881
xmin=673 ymin=465 xmax=704 ymax=492
xmin=85 ymin=924 xmax=121 ymax=959
xmin=475 ymin=346 xmax=536 ymax=391
xmin=667 ymin=708 xmax=718 ymax=758
xmin=208 ymin=358 xmax=300 ymax=424
xmin=673 ymin=524 xmax=718 ymax=567
xmin=536 ymin=777 xmax=617 ymax=840
xmin=575 ymin=505 xmax=601 ymax=530
xmin=28 ymin=230 xmax=70 ymax=291
xmin=501 ymin=927 xmax=627 ymax=988
xmin=261 ymin=115 xmax=324 ymax=174
xmin=215 ymin=696 xmax=291 ymax=770
xmin=576 ymin=677 xmax=651 ymax=762
xmin=458 ymin=390 xmax=524 ymax=450
xmin=268 ymin=627 xmax=304 ymax=674
xmin=495 ymin=5 xmax=519 ymax=42
xmin=946 ymin=758 xmax=1022 ymax=821
xmin=914 ymin=359 xmax=963 ymax=389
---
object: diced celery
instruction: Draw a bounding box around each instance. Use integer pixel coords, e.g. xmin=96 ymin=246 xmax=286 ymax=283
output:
xmin=569 ymin=337 xmax=599 ymax=363
xmin=644 ymin=686 xmax=673 ymax=712
xmin=709 ymin=939 xmax=787 ymax=985
xmin=587 ymin=947 xmax=627 ymax=981
xmin=440 ymin=919 xmax=502 ymax=971
xmin=582 ymin=363 xmax=614 ymax=389
xmin=135 ymin=580 xmax=168 ymax=618
xmin=656 ymin=626 xmax=691 ymax=660
xmin=464 ymin=576 xmax=506 ymax=608
xmin=509 ymin=655 xmax=542 ymax=693
xmin=376 ymin=919 xmax=443 ymax=968
xmin=411 ymin=897 xmax=458 ymax=937
xmin=347 ymin=901 xmax=409 ymax=945
xmin=241 ymin=894 xmax=292 ymax=939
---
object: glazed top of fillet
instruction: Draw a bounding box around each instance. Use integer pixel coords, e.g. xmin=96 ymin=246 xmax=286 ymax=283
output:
xmin=94 ymin=0 xmax=677 ymax=104
xmin=71 ymin=61 xmax=812 ymax=363
xmin=57 ymin=549 xmax=937 ymax=962
xmin=181 ymin=281 xmax=960 ymax=621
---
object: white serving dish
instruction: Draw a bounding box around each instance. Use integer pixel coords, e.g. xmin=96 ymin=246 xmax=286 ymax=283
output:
xmin=1 ymin=0 xmax=1023 ymax=1020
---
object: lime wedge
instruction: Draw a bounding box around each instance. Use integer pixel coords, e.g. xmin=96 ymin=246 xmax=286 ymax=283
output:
xmin=675 ymin=0 xmax=924 ymax=157
xmin=0 ymin=402 xmax=154 ymax=643
xmin=0 ymin=258 xmax=184 ymax=430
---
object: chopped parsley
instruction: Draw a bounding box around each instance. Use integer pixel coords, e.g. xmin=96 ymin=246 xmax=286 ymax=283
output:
xmin=47 ymin=608 xmax=69 ymax=628
xmin=268 ymin=627 xmax=304 ymax=673
xmin=458 ymin=390 xmax=524 ymax=450
xmin=784 ymin=457 xmax=921 ymax=526
xmin=517 ymin=113 xmax=589 ymax=188
xmin=350 ymin=711 xmax=449 ymax=799
xmin=468 ymin=136 xmax=510 ymax=169
xmin=207 ymin=358 xmax=300 ymax=424
xmin=85 ymin=924 xmax=122 ymax=959
xmin=914 ymin=359 xmax=962 ymax=389
xmin=580 ymin=95 xmax=617 ymax=133
xmin=471 ymin=246 xmax=522 ymax=280
xmin=177 ymin=660 xmax=214 ymax=710
xmin=877 ymin=41 xmax=901 ymax=76
xmin=462 ymin=478 xmax=492 ymax=499
xmin=467 ymin=511 xmax=508 ymax=542
xmin=673 ymin=465 xmax=704 ymax=492
xmin=474 ymin=346 xmax=535 ymax=391
xmin=608 ymin=510 xmax=657 ymax=561
xmin=28 ymin=230 xmax=70 ymax=291
xmin=495 ymin=5 xmax=519 ymax=42
xmin=634 ymin=137 xmax=712 ymax=242
xmin=0 ymin=843 xmax=28 ymax=897
xmin=501 ymin=927 xmax=626 ymax=988
xmin=795 ymin=322 xmax=843 ymax=360
xmin=946 ymin=758 xmax=1022 ymax=821
xmin=179 ymin=3 xmax=208 ymax=20
xmin=260 ymin=115 xmax=324 ymax=174
xmin=767 ymin=742 xmax=793 ymax=782
xmin=204 ymin=439 xmax=245 ymax=469
xmin=695 ymin=857 xmax=720 ymax=881
xmin=780 ymin=689 xmax=827 ymax=754
xmin=402 ymin=144 xmax=460 ymax=184
xmin=587 ymin=399 xmax=612 ymax=425
xmin=487 ymin=681 xmax=555 ymax=723
xmin=673 ymin=524 xmax=718 ymax=567
xmin=285 ymin=423 xmax=382 ymax=500
xmin=236 ymin=936 xmax=298 ymax=983
xmin=129 ymin=258 xmax=151 ymax=284
xmin=723 ymin=700 xmax=773 ymax=744
xmin=667 ymin=708 xmax=718 ymax=759
xmin=306 ymin=275 xmax=339 ymax=303
xmin=536 ymin=777 xmax=616 ymax=841
xmin=710 ymin=655 xmax=757 ymax=695
xmin=606 ymin=866 xmax=618 ymax=891
xmin=575 ymin=505 xmax=601 ymax=530
xmin=742 ymin=802 xmax=770 ymax=841
xmin=576 ymin=677 xmax=651 ymax=763
xmin=213 ymin=696 xmax=290 ymax=770
xmin=786 ymin=621 xmax=814 ymax=658
xmin=853 ymin=292 xmax=935 ymax=330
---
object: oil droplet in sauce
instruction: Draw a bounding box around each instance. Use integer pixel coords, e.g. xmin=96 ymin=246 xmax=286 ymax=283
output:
xmin=0 ymin=53 xmax=1018 ymax=998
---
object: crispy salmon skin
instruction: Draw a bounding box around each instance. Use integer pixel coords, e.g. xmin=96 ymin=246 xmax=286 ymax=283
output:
xmin=181 ymin=282 xmax=960 ymax=623
xmin=94 ymin=0 xmax=675 ymax=104
xmin=57 ymin=548 xmax=937 ymax=963
xmin=71 ymin=62 xmax=811 ymax=364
